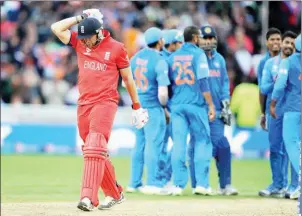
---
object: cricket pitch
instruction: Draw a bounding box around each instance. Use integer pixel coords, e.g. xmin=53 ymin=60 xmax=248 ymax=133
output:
xmin=1 ymin=199 xmax=298 ymax=216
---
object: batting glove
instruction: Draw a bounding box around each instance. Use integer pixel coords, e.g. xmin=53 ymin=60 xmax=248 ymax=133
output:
xmin=83 ymin=8 xmax=104 ymax=24
xmin=132 ymin=105 xmax=149 ymax=129
xmin=220 ymin=100 xmax=232 ymax=126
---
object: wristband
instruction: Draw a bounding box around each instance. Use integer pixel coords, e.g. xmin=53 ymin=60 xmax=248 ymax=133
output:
xmin=76 ymin=13 xmax=88 ymax=24
xmin=132 ymin=103 xmax=141 ymax=110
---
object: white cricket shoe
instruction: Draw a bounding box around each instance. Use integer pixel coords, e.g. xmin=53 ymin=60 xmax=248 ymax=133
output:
xmin=98 ymin=192 xmax=125 ymax=210
xmin=289 ymin=187 xmax=300 ymax=200
xmin=193 ymin=186 xmax=212 ymax=195
xmin=77 ymin=197 xmax=94 ymax=211
xmin=218 ymin=185 xmax=239 ymax=196
xmin=140 ymin=185 xmax=172 ymax=195
xmin=169 ymin=185 xmax=183 ymax=196
xmin=126 ymin=186 xmax=142 ymax=193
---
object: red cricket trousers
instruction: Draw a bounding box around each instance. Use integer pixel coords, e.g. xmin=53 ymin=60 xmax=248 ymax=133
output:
xmin=77 ymin=101 xmax=122 ymax=205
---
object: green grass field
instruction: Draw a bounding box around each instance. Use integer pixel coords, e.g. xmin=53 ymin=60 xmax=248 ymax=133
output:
xmin=1 ymin=155 xmax=273 ymax=203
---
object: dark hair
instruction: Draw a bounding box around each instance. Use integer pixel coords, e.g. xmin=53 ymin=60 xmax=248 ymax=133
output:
xmin=147 ymin=41 xmax=159 ymax=48
xmin=282 ymin=31 xmax=297 ymax=41
xmin=184 ymin=26 xmax=200 ymax=42
xmin=164 ymin=44 xmax=170 ymax=49
xmin=266 ymin=28 xmax=281 ymax=40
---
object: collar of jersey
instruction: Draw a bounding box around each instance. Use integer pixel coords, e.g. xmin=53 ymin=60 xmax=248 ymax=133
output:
xmin=146 ymin=47 xmax=160 ymax=54
xmin=183 ymin=42 xmax=199 ymax=49
xmin=100 ymin=30 xmax=110 ymax=43
xmin=162 ymin=47 xmax=171 ymax=55
xmin=267 ymin=50 xmax=281 ymax=58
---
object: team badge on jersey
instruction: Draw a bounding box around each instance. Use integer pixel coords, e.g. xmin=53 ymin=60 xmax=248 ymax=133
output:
xmin=104 ymin=52 xmax=111 ymax=60
xmin=272 ymin=64 xmax=278 ymax=72
xmin=214 ymin=61 xmax=220 ymax=68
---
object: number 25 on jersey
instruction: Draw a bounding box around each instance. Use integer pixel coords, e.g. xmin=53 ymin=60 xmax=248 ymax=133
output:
xmin=134 ymin=66 xmax=148 ymax=92
xmin=173 ymin=61 xmax=195 ymax=85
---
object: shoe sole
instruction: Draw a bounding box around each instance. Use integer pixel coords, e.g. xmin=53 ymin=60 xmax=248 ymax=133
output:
xmin=289 ymin=194 xmax=299 ymax=200
xmin=224 ymin=192 xmax=239 ymax=196
xmin=77 ymin=202 xmax=93 ymax=212
xmin=98 ymin=196 xmax=125 ymax=210
xmin=125 ymin=190 xmax=136 ymax=193
xmin=194 ymin=192 xmax=212 ymax=196
xmin=258 ymin=192 xmax=270 ymax=197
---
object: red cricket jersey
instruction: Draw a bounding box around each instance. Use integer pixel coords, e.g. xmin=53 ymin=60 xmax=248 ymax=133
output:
xmin=69 ymin=30 xmax=129 ymax=105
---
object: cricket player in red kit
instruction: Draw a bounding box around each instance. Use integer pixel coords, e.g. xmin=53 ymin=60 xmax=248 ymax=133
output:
xmin=51 ymin=9 xmax=149 ymax=211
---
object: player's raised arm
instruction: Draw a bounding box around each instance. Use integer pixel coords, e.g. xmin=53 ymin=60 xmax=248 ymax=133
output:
xmin=270 ymin=58 xmax=289 ymax=118
xmin=51 ymin=9 xmax=103 ymax=45
xmin=51 ymin=15 xmax=83 ymax=44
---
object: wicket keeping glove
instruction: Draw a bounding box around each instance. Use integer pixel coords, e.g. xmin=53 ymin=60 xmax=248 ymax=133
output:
xmin=82 ymin=9 xmax=104 ymax=24
xmin=219 ymin=100 xmax=232 ymax=126
xmin=132 ymin=105 xmax=149 ymax=129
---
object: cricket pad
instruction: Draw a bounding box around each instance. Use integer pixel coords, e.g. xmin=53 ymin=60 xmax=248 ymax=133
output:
xmin=80 ymin=132 xmax=107 ymax=207
xmin=100 ymin=160 xmax=123 ymax=199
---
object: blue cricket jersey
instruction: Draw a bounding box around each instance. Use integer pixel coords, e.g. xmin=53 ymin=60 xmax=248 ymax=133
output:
xmin=161 ymin=48 xmax=173 ymax=110
xmin=261 ymin=54 xmax=285 ymax=115
xmin=257 ymin=51 xmax=273 ymax=114
xmin=206 ymin=50 xmax=230 ymax=111
xmin=130 ymin=48 xmax=171 ymax=108
xmin=167 ymin=43 xmax=209 ymax=106
xmin=161 ymin=48 xmax=172 ymax=60
xmin=272 ymin=52 xmax=301 ymax=113
xmin=257 ymin=51 xmax=271 ymax=87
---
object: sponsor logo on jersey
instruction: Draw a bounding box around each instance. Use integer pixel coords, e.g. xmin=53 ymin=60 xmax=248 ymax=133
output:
xmin=84 ymin=60 xmax=107 ymax=71
xmin=209 ymin=69 xmax=221 ymax=77
xmin=83 ymin=47 xmax=91 ymax=56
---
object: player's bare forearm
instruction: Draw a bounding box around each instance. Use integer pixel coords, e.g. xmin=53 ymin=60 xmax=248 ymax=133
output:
xmin=51 ymin=16 xmax=82 ymax=44
xmin=259 ymin=92 xmax=267 ymax=114
xmin=202 ymin=92 xmax=215 ymax=108
xmin=158 ymin=86 xmax=168 ymax=106
xmin=120 ymin=67 xmax=140 ymax=104
xmin=270 ymin=99 xmax=277 ymax=118
xmin=270 ymin=99 xmax=277 ymax=108
xmin=203 ymin=91 xmax=216 ymax=121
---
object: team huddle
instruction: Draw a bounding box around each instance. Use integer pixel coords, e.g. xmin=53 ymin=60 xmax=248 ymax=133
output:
xmin=258 ymin=28 xmax=301 ymax=200
xmin=127 ymin=25 xmax=238 ymax=197
xmin=50 ymin=8 xmax=301 ymax=212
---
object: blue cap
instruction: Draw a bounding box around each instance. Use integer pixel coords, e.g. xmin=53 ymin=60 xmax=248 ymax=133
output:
xmin=163 ymin=29 xmax=184 ymax=45
xmin=295 ymin=34 xmax=301 ymax=52
xmin=200 ymin=25 xmax=217 ymax=38
xmin=144 ymin=27 xmax=163 ymax=45
xmin=170 ymin=29 xmax=184 ymax=43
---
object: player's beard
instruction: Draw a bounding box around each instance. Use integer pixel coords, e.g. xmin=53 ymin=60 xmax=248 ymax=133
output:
xmin=283 ymin=47 xmax=293 ymax=57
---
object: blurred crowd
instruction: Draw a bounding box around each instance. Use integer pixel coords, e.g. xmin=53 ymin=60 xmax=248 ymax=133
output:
xmin=1 ymin=1 xmax=301 ymax=106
